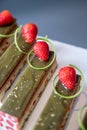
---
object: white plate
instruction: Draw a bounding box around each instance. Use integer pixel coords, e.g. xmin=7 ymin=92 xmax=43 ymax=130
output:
xmin=22 ymin=39 xmax=87 ymax=130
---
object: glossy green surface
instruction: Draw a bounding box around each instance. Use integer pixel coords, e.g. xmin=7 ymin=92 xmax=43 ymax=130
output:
xmin=0 ymin=52 xmax=54 ymax=118
xmin=33 ymin=75 xmax=80 ymax=130
xmin=0 ymin=44 xmax=23 ymax=86
xmin=0 ymin=21 xmax=16 ymax=41
xmin=0 ymin=33 xmax=32 ymax=86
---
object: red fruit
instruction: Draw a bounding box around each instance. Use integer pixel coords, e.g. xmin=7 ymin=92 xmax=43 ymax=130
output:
xmin=22 ymin=23 xmax=38 ymax=44
xmin=33 ymin=41 xmax=49 ymax=61
xmin=58 ymin=66 xmax=76 ymax=90
xmin=0 ymin=10 xmax=14 ymax=26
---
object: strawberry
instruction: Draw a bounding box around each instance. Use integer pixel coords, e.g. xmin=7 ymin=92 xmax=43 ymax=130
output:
xmin=33 ymin=41 xmax=49 ymax=61
xmin=22 ymin=23 xmax=38 ymax=44
xmin=58 ymin=66 xmax=76 ymax=90
xmin=0 ymin=10 xmax=14 ymax=26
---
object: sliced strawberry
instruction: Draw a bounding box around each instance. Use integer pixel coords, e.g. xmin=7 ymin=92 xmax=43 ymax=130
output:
xmin=33 ymin=41 xmax=49 ymax=61
xmin=58 ymin=66 xmax=76 ymax=90
xmin=0 ymin=10 xmax=14 ymax=26
xmin=22 ymin=23 xmax=38 ymax=44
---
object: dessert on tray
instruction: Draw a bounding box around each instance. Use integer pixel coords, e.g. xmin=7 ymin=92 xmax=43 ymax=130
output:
xmin=0 ymin=10 xmax=18 ymax=56
xmin=33 ymin=65 xmax=84 ymax=130
xmin=0 ymin=38 xmax=57 ymax=129
xmin=0 ymin=23 xmax=38 ymax=100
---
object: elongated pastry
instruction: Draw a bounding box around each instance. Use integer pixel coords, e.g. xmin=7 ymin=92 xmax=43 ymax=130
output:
xmin=0 ymin=50 xmax=57 ymax=129
xmin=0 ymin=10 xmax=17 ymax=56
xmin=0 ymin=23 xmax=38 ymax=100
xmin=33 ymin=66 xmax=82 ymax=130
xmin=0 ymin=37 xmax=31 ymax=88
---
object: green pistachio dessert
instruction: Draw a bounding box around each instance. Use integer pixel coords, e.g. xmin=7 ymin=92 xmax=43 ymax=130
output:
xmin=0 ymin=20 xmax=17 ymax=44
xmin=0 ymin=21 xmax=17 ymax=56
xmin=33 ymin=66 xmax=81 ymax=130
xmin=0 ymin=10 xmax=18 ymax=56
xmin=0 ymin=34 xmax=33 ymax=99
xmin=0 ymin=51 xmax=57 ymax=129
xmin=0 ymin=21 xmax=57 ymax=129
xmin=0 ymin=22 xmax=38 ymax=100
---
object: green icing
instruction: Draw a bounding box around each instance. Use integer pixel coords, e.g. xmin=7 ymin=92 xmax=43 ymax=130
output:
xmin=33 ymin=76 xmax=80 ymax=130
xmin=0 ymin=44 xmax=23 ymax=86
xmin=0 ymin=52 xmax=54 ymax=118
xmin=17 ymin=34 xmax=31 ymax=53
xmin=0 ymin=21 xmax=16 ymax=41
xmin=0 ymin=34 xmax=32 ymax=86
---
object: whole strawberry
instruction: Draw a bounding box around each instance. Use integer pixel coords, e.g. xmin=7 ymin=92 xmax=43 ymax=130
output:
xmin=33 ymin=41 xmax=49 ymax=61
xmin=22 ymin=23 xmax=38 ymax=44
xmin=58 ymin=66 xmax=76 ymax=90
xmin=0 ymin=10 xmax=14 ymax=26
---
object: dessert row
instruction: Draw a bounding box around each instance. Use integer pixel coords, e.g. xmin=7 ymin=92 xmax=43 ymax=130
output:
xmin=0 ymin=10 xmax=86 ymax=130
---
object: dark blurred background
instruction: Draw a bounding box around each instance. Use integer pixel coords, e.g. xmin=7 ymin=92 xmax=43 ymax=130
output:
xmin=0 ymin=0 xmax=87 ymax=48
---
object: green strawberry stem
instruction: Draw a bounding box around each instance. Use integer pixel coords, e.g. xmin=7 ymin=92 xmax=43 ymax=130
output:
xmin=78 ymin=105 xmax=87 ymax=130
xmin=0 ymin=32 xmax=14 ymax=37
xmin=14 ymin=25 xmax=27 ymax=54
xmin=52 ymin=64 xmax=85 ymax=99
xmin=27 ymin=37 xmax=56 ymax=70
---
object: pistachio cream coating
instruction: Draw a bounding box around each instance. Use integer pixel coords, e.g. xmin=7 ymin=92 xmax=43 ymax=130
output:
xmin=33 ymin=75 xmax=81 ymax=130
xmin=0 ymin=21 xmax=16 ymax=43
xmin=0 ymin=52 xmax=54 ymax=119
xmin=0 ymin=34 xmax=32 ymax=88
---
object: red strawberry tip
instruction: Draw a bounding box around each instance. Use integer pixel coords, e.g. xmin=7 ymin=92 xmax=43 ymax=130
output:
xmin=0 ymin=10 xmax=14 ymax=26
xmin=58 ymin=66 xmax=76 ymax=90
xmin=33 ymin=41 xmax=49 ymax=61
xmin=22 ymin=23 xmax=38 ymax=44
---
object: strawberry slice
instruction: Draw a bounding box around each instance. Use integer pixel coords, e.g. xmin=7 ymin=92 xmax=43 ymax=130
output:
xmin=0 ymin=10 xmax=14 ymax=26
xmin=33 ymin=41 xmax=49 ymax=61
xmin=22 ymin=23 xmax=38 ymax=43
xmin=58 ymin=66 xmax=76 ymax=90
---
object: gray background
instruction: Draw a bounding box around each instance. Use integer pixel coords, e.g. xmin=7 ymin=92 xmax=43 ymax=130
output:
xmin=0 ymin=0 xmax=87 ymax=49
